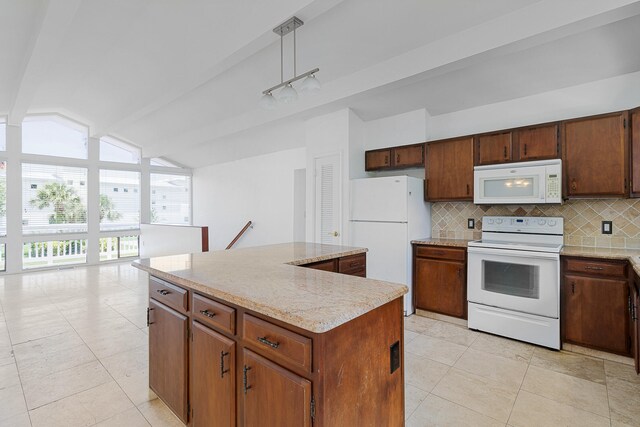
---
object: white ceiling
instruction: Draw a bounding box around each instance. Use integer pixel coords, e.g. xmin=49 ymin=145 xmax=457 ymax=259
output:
xmin=2 ymin=0 xmax=640 ymax=167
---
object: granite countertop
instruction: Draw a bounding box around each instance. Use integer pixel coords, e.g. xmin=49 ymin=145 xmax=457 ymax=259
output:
xmin=133 ymin=242 xmax=408 ymax=334
xmin=411 ymin=237 xmax=471 ymax=247
xmin=561 ymin=245 xmax=640 ymax=276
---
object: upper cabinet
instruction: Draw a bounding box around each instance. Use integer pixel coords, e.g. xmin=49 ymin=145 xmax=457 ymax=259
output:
xmin=475 ymin=131 xmax=513 ymax=165
xmin=631 ymin=108 xmax=640 ymax=197
xmin=515 ymin=124 xmax=560 ymax=161
xmin=365 ymin=143 xmax=424 ymax=171
xmin=475 ymin=124 xmax=560 ymax=166
xmin=563 ymin=112 xmax=629 ymax=198
xmin=425 ymin=137 xmax=474 ymax=201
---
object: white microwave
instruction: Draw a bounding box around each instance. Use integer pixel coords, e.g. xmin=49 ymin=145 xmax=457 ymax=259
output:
xmin=474 ymin=159 xmax=562 ymax=204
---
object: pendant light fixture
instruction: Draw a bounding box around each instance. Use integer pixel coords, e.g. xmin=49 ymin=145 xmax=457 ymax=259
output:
xmin=260 ymin=16 xmax=320 ymax=108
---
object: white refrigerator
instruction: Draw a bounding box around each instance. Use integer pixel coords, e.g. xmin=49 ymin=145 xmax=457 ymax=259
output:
xmin=350 ymin=176 xmax=431 ymax=315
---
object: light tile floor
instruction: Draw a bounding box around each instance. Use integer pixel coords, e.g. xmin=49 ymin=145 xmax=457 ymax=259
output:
xmin=0 ymin=263 xmax=638 ymax=426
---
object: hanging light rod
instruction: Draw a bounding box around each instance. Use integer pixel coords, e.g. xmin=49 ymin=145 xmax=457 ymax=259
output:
xmin=262 ymin=67 xmax=319 ymax=95
xmin=260 ymin=16 xmax=321 ymax=109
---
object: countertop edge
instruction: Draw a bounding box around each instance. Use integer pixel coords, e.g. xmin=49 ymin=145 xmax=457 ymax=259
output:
xmin=411 ymin=238 xmax=470 ymax=248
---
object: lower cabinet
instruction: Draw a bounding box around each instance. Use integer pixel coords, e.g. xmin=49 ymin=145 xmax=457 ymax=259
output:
xmin=413 ymin=245 xmax=467 ymax=319
xmin=301 ymin=253 xmax=366 ymax=277
xmin=632 ymin=274 xmax=640 ymax=374
xmin=561 ymin=257 xmax=631 ymax=356
xmin=242 ymin=349 xmax=312 ymax=427
xmin=190 ymin=321 xmax=236 ymax=427
xmin=148 ymin=298 xmax=189 ymax=423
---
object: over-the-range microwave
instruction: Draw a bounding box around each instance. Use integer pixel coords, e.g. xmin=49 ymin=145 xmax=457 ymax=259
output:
xmin=474 ymin=159 xmax=562 ymax=205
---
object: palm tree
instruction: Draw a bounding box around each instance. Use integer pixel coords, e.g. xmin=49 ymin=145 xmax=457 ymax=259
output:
xmin=99 ymin=194 xmax=121 ymax=222
xmin=30 ymin=182 xmax=86 ymax=224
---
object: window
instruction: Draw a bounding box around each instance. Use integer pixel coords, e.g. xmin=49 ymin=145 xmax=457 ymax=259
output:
xmin=0 ymin=121 xmax=6 ymax=151
xmin=23 ymin=239 xmax=87 ymax=269
xmin=99 ymin=235 xmax=139 ymax=261
xmin=151 ymin=157 xmax=180 ymax=167
xmin=22 ymin=115 xmax=88 ymax=159
xmin=0 ymin=162 xmax=6 ymax=236
xmin=100 ymin=136 xmax=141 ymax=164
xmin=22 ymin=164 xmax=88 ymax=234
xmin=99 ymin=170 xmax=140 ymax=231
xmin=150 ymin=173 xmax=191 ymax=224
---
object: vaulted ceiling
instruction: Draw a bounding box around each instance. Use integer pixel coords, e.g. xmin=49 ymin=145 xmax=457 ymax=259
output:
xmin=2 ymin=0 xmax=640 ymax=167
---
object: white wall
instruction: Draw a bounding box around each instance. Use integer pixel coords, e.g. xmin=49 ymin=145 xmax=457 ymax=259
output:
xmin=428 ymin=71 xmax=640 ymax=141
xmin=139 ymin=224 xmax=206 ymax=258
xmin=193 ymin=147 xmax=306 ymax=250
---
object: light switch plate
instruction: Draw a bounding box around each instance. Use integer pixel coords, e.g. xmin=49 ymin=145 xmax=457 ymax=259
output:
xmin=468 ymin=218 xmax=475 ymax=229
xmin=602 ymin=221 xmax=612 ymax=235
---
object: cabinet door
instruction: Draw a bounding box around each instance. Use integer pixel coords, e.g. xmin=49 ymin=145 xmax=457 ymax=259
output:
xmin=562 ymin=275 xmax=630 ymax=355
xmin=564 ymin=112 xmax=629 ymax=198
xmin=475 ymin=132 xmax=512 ymax=165
xmin=242 ymin=349 xmax=312 ymax=427
xmin=392 ymin=144 xmax=424 ymax=168
xmin=190 ymin=321 xmax=235 ymax=427
xmin=632 ymin=276 xmax=639 ymax=374
xmin=631 ymin=109 xmax=640 ymax=197
xmin=365 ymin=149 xmax=391 ymax=170
xmin=415 ymin=258 xmax=466 ymax=318
xmin=516 ymin=124 xmax=559 ymax=161
xmin=425 ymin=137 xmax=474 ymax=201
xmin=149 ymin=299 xmax=189 ymax=423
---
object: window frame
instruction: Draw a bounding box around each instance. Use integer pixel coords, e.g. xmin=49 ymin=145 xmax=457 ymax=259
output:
xmin=149 ymin=167 xmax=193 ymax=226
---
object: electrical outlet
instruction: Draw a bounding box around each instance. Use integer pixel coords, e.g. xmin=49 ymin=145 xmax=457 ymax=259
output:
xmin=467 ymin=218 xmax=475 ymax=229
xmin=602 ymin=221 xmax=612 ymax=235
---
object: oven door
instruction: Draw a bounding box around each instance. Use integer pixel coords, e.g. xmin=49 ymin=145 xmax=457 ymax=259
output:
xmin=467 ymin=246 xmax=559 ymax=318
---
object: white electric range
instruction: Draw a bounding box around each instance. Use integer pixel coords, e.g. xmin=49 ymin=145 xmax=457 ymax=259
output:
xmin=467 ymin=216 xmax=564 ymax=349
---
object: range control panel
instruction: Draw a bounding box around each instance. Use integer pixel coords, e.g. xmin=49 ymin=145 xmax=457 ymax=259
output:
xmin=482 ymin=216 xmax=564 ymax=235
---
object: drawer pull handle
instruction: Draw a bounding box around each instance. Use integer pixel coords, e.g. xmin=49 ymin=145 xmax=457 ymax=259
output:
xmin=220 ymin=351 xmax=230 ymax=378
xmin=349 ymin=261 xmax=359 ymax=267
xmin=585 ymin=266 xmax=604 ymax=271
xmin=243 ymin=365 xmax=252 ymax=394
xmin=199 ymin=309 xmax=216 ymax=318
xmin=257 ymin=336 xmax=280 ymax=349
xmin=156 ymin=289 xmax=170 ymax=296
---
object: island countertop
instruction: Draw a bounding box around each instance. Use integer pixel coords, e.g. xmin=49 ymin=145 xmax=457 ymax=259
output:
xmin=133 ymin=242 xmax=408 ymax=333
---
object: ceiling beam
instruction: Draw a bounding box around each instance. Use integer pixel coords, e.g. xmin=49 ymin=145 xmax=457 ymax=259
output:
xmin=90 ymin=0 xmax=344 ymax=138
xmin=7 ymin=0 xmax=82 ymax=125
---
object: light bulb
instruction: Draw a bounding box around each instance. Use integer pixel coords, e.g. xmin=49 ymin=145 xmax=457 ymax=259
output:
xmin=259 ymin=92 xmax=277 ymax=110
xmin=300 ymin=74 xmax=321 ymax=95
xmin=278 ymin=84 xmax=298 ymax=104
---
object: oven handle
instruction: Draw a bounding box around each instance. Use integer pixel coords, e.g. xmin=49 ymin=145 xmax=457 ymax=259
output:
xmin=467 ymin=246 xmax=560 ymax=261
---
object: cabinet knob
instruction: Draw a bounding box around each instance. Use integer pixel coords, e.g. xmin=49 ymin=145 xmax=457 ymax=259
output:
xmin=571 ymin=180 xmax=577 ymax=191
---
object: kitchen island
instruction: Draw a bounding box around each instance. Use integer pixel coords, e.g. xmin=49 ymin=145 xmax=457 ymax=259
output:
xmin=133 ymin=242 xmax=407 ymax=427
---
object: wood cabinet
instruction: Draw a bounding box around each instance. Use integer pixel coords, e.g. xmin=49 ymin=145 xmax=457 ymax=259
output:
xmin=365 ymin=149 xmax=391 ymax=170
xmin=148 ymin=270 xmax=404 ymax=426
xmin=300 ymin=253 xmax=366 ymax=277
xmin=515 ymin=124 xmax=560 ymax=161
xmin=365 ymin=143 xmax=424 ymax=171
xmin=631 ymin=108 xmax=640 ymax=197
xmin=413 ymin=245 xmax=467 ymax=319
xmin=148 ymin=298 xmax=189 ymax=423
xmin=563 ymin=112 xmax=629 ymax=198
xmin=425 ymin=137 xmax=474 ymax=201
xmin=631 ymin=273 xmax=639 ymax=374
xmin=190 ymin=321 xmax=236 ymax=427
xmin=242 ymin=349 xmax=312 ymax=427
xmin=561 ymin=257 xmax=631 ymax=355
xmin=475 ymin=131 xmax=513 ymax=165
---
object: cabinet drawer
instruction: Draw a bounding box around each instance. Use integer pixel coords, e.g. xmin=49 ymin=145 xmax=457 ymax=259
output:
xmin=150 ymin=277 xmax=188 ymax=313
xmin=563 ymin=258 xmax=627 ymax=278
xmin=242 ymin=314 xmax=312 ymax=372
xmin=415 ymin=245 xmax=466 ymax=262
xmin=338 ymin=253 xmax=366 ymax=275
xmin=192 ymin=293 xmax=236 ymax=335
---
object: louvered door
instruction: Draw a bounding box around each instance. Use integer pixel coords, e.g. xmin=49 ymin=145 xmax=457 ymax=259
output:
xmin=314 ymin=154 xmax=341 ymax=245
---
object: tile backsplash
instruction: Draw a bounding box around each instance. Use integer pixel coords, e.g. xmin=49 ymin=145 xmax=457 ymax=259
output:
xmin=431 ymin=199 xmax=640 ymax=249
